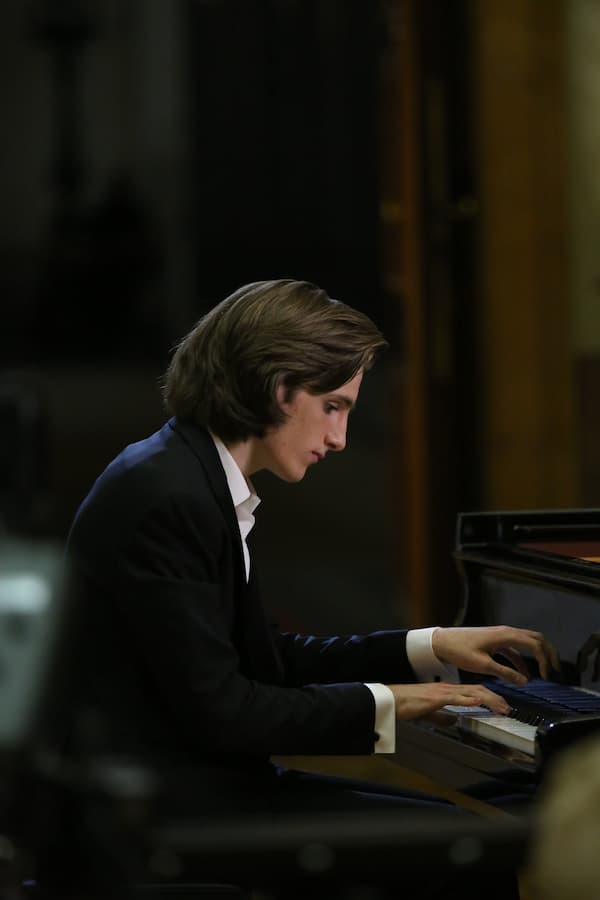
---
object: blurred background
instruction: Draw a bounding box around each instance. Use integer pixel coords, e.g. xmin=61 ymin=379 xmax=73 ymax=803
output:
xmin=1 ymin=0 xmax=599 ymax=635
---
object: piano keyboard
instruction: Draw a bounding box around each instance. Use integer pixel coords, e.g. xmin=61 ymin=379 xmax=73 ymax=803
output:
xmin=444 ymin=681 xmax=600 ymax=758
xmin=447 ymin=707 xmax=537 ymax=755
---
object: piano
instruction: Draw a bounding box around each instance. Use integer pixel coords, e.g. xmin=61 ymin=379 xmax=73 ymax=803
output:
xmin=392 ymin=509 xmax=600 ymax=800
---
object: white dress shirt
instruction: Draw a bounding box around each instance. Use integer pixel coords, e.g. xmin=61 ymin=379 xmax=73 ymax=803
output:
xmin=212 ymin=434 xmax=261 ymax=579
xmin=211 ymin=434 xmax=458 ymax=754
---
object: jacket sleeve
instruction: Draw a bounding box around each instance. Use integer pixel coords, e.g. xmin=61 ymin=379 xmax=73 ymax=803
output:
xmin=114 ymin=573 xmax=377 ymax=755
xmin=273 ymin=629 xmax=416 ymax=687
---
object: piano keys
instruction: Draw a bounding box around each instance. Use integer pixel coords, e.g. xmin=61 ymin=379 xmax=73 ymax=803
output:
xmin=392 ymin=509 xmax=600 ymax=798
xmin=449 ymin=678 xmax=600 ymax=757
xmin=452 ymin=707 xmax=538 ymax=756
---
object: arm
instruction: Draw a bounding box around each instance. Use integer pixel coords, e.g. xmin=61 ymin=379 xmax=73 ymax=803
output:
xmin=274 ymin=629 xmax=415 ymax=687
xmin=385 ymin=625 xmax=561 ymax=719
xmin=115 ymin=572 xmax=377 ymax=756
xmin=274 ymin=625 xmax=559 ymax=727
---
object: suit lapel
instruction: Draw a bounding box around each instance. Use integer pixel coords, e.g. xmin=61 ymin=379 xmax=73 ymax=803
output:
xmin=167 ymin=417 xmax=246 ymax=592
xmin=167 ymin=417 xmax=284 ymax=684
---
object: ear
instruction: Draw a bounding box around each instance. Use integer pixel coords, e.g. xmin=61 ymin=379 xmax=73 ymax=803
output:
xmin=276 ymin=382 xmax=295 ymax=413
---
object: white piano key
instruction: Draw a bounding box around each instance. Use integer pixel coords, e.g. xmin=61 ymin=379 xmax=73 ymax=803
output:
xmin=454 ymin=711 xmax=537 ymax=756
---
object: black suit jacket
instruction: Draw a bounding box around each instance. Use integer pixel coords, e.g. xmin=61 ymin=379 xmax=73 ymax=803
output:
xmin=65 ymin=418 xmax=416 ymax=806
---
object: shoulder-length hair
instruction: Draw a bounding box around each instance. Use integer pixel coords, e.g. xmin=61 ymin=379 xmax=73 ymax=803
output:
xmin=162 ymin=279 xmax=388 ymax=443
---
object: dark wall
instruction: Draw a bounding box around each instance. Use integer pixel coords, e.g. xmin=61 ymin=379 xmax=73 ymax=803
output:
xmin=1 ymin=0 xmax=398 ymax=633
xmin=2 ymin=1 xmax=385 ymax=368
xmin=184 ymin=0 xmax=383 ymax=321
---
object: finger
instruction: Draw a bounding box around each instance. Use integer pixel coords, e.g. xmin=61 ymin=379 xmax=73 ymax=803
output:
xmin=486 ymin=660 xmax=528 ymax=687
xmin=532 ymin=639 xmax=560 ymax=680
xmin=499 ymin=630 xmax=560 ymax=679
xmin=545 ymin=639 xmax=561 ymax=674
xmin=496 ymin=647 xmax=530 ymax=679
xmin=454 ymin=689 xmax=510 ymax=715
xmin=476 ymin=689 xmax=511 ymax=715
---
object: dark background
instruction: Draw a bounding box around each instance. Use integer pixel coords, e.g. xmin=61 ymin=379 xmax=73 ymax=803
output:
xmin=1 ymin=0 xmax=401 ymax=634
xmin=2 ymin=0 xmax=587 ymax=634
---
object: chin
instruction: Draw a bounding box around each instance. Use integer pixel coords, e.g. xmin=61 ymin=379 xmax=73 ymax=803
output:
xmin=277 ymin=465 xmax=307 ymax=483
xmin=282 ymin=472 xmax=306 ymax=484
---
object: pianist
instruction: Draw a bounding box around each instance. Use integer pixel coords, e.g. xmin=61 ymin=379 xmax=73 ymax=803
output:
xmin=64 ymin=279 xmax=558 ymax=898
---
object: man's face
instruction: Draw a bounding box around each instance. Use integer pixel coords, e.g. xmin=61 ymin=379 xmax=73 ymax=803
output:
xmin=259 ymin=370 xmax=363 ymax=482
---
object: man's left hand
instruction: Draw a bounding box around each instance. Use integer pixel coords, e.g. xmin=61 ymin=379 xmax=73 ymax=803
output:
xmin=431 ymin=626 xmax=560 ymax=684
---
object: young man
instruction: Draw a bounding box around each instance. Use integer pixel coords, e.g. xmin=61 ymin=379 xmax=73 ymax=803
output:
xmin=65 ymin=279 xmax=556 ymax=894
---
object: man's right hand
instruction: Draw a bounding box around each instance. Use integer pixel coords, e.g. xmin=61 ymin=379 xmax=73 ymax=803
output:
xmin=385 ymin=681 xmax=511 ymax=721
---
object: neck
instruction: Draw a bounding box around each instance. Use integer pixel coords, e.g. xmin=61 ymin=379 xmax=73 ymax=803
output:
xmin=224 ymin=437 xmax=262 ymax=478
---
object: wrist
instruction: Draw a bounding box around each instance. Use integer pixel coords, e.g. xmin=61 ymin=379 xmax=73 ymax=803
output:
xmin=431 ymin=626 xmax=448 ymax=663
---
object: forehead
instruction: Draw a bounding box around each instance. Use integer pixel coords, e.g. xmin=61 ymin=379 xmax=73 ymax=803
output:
xmin=287 ymin=369 xmax=364 ymax=408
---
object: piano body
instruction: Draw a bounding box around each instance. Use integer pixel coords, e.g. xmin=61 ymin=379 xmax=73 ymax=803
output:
xmin=393 ymin=509 xmax=600 ymax=799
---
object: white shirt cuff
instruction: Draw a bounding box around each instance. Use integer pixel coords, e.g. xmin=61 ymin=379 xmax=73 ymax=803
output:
xmin=364 ymin=682 xmax=396 ymax=753
xmin=406 ymin=627 xmax=460 ymax=683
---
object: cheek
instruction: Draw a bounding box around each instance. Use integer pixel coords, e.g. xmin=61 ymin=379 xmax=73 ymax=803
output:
xmin=272 ymin=424 xmax=297 ymax=458
xmin=278 ymin=422 xmax=307 ymax=461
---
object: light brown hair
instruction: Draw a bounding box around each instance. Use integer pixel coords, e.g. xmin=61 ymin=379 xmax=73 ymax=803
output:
xmin=162 ymin=279 xmax=388 ymax=442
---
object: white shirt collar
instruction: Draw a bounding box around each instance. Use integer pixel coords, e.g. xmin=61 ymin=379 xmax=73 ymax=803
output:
xmin=210 ymin=433 xmax=260 ymax=516
xmin=210 ymin=434 xmax=260 ymax=582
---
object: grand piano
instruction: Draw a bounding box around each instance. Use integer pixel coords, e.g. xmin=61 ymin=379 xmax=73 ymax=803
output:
xmin=392 ymin=509 xmax=600 ymax=800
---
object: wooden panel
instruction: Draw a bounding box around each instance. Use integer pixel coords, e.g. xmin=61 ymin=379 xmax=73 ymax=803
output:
xmin=381 ymin=0 xmax=478 ymax=626
xmin=473 ymin=0 xmax=578 ymax=508
xmin=380 ymin=0 xmax=431 ymax=626
xmin=381 ymin=0 xmax=577 ymax=625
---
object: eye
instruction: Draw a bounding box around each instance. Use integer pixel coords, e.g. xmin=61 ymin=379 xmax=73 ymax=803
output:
xmin=325 ymin=402 xmax=339 ymax=414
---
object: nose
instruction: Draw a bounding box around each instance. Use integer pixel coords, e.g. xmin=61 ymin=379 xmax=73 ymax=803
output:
xmin=325 ymin=419 xmax=347 ymax=453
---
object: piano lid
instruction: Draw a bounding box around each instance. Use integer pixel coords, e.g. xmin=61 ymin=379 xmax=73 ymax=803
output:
xmin=455 ymin=509 xmax=600 ymax=593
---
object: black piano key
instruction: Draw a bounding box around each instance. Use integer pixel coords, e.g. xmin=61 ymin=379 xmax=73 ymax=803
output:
xmin=493 ymin=679 xmax=600 ymax=718
xmin=509 ymin=708 xmax=548 ymax=730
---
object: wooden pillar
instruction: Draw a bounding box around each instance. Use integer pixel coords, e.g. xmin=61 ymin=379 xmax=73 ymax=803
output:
xmin=382 ymin=0 xmax=578 ymax=627
xmin=380 ymin=0 xmax=431 ymax=626
xmin=473 ymin=0 xmax=578 ymax=508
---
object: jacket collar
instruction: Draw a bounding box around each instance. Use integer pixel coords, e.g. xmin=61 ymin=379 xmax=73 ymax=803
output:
xmin=167 ymin=417 xmax=246 ymax=584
